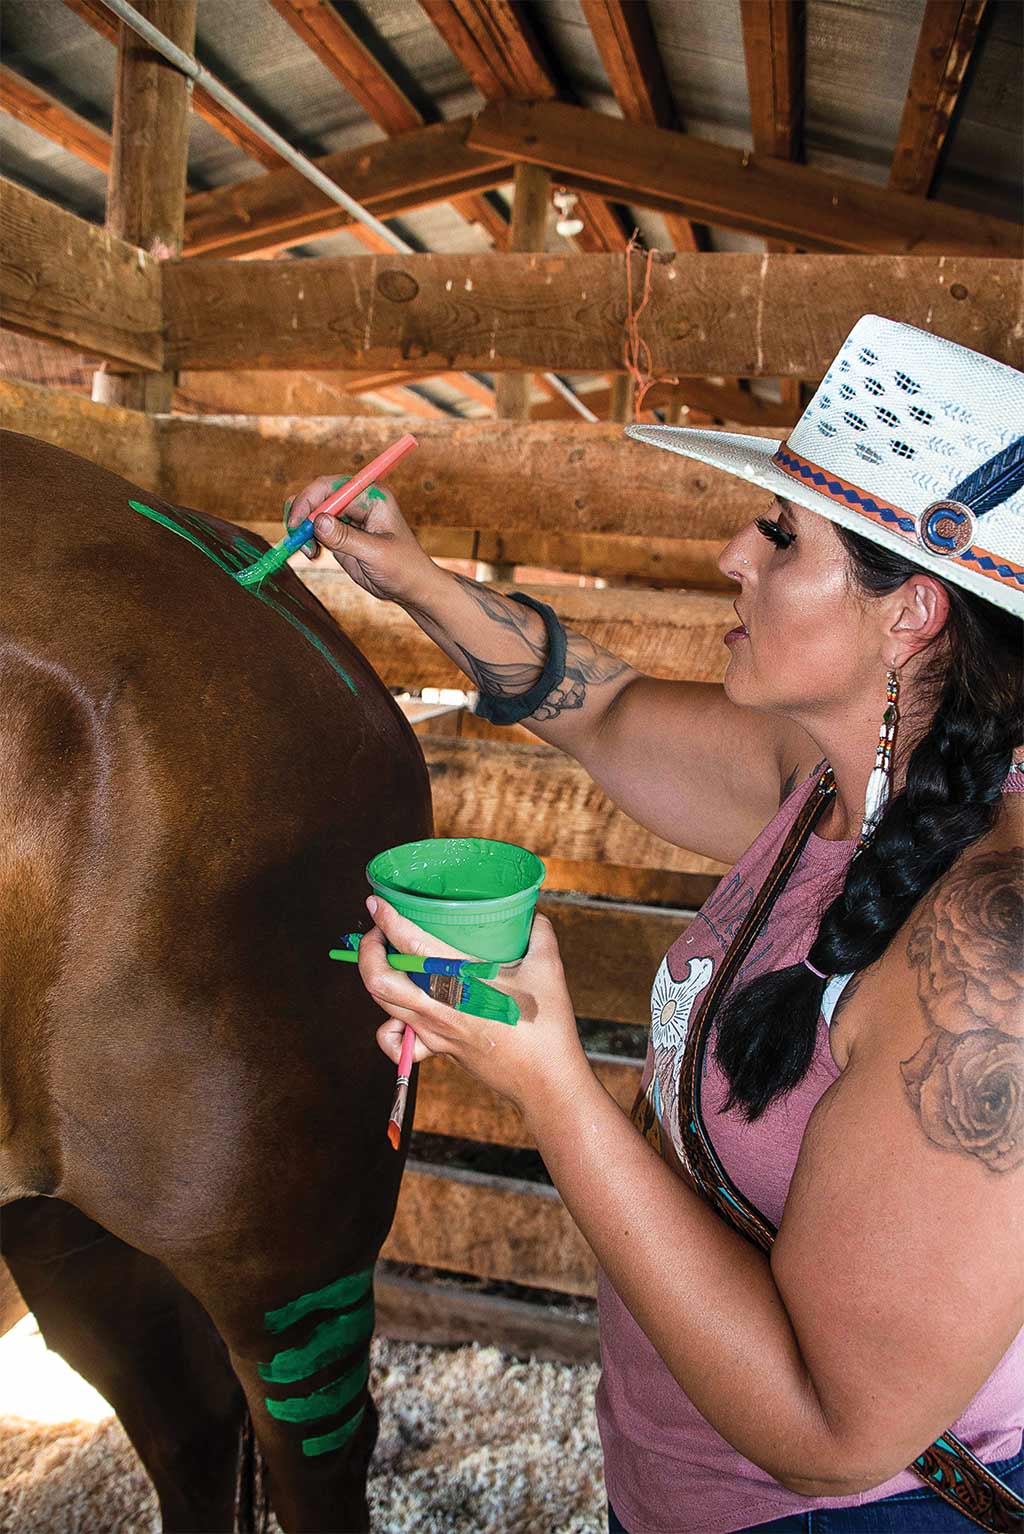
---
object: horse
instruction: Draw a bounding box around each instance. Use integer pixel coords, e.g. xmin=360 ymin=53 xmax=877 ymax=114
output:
xmin=0 ymin=429 xmax=432 ymax=1532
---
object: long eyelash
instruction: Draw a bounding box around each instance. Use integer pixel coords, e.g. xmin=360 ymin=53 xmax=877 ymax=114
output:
xmin=755 ymin=516 xmax=796 ymax=549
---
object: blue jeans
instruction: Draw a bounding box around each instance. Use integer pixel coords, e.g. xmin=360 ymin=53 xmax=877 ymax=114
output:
xmin=607 ymin=1444 xmax=1024 ymax=1531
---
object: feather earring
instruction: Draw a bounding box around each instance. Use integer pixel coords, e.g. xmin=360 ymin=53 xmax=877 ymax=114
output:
xmin=859 ymin=666 xmax=900 ymax=850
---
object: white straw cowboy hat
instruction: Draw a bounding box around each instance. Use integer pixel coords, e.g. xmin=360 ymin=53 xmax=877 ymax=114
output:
xmin=626 ymin=314 xmax=1024 ymax=620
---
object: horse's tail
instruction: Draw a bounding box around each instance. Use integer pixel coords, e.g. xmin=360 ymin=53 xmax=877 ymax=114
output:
xmin=234 ymin=1406 xmax=270 ymax=1534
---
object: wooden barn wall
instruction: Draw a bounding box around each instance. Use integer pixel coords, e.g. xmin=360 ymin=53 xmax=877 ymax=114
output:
xmin=3 ymin=172 xmax=1022 ymax=1347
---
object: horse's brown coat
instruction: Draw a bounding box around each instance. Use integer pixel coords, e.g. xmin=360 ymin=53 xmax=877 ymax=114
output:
xmin=0 ymin=431 xmax=432 ymax=1531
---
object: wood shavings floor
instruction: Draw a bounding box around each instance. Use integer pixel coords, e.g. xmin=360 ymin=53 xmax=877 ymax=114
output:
xmin=0 ymin=1334 xmax=605 ymax=1534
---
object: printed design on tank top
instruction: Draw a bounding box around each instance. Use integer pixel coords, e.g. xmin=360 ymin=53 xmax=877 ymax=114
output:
xmin=632 ymin=871 xmax=779 ymax=1164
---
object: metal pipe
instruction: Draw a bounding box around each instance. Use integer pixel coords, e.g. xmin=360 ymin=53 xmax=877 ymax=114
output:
xmin=102 ymin=0 xmax=597 ymax=422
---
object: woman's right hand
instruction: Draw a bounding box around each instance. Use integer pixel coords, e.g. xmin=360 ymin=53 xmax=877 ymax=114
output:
xmin=284 ymin=476 xmax=438 ymax=606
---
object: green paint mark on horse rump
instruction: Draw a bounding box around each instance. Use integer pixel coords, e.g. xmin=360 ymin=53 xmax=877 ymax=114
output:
xmin=126 ymin=499 xmax=357 ymax=694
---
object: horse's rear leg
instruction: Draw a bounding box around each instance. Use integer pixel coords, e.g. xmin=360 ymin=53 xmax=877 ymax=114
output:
xmin=183 ymin=1250 xmax=385 ymax=1534
xmin=1 ymin=1198 xmax=248 ymax=1533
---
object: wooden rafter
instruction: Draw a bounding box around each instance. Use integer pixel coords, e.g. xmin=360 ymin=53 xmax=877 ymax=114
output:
xmin=468 ymin=100 xmax=1020 ymax=255
xmin=0 ymin=65 xmax=112 ymax=171
xmin=739 ymin=0 xmax=805 ymax=407
xmin=578 ymin=0 xmax=700 ymax=253
xmin=739 ymin=0 xmax=804 ymax=162
xmin=535 ymin=379 xmax=798 ymax=429
xmin=417 ymin=0 xmax=628 ymax=254
xmin=183 ymin=120 xmax=508 ymax=257
xmin=265 ymin=0 xmax=421 ymax=133
xmin=889 ymin=0 xmax=989 ymax=196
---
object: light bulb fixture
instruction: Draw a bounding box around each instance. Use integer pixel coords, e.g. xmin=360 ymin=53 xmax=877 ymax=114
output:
xmin=553 ymin=188 xmax=584 ymax=239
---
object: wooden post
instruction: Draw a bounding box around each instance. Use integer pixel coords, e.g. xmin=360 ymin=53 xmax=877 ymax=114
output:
xmin=93 ymin=0 xmax=197 ymax=411
xmin=609 ymin=373 xmax=635 ymax=423
xmin=494 ymin=162 xmax=551 ymax=423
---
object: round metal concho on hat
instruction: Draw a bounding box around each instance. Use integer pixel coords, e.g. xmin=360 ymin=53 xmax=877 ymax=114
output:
xmin=916 ymin=499 xmax=978 ymax=558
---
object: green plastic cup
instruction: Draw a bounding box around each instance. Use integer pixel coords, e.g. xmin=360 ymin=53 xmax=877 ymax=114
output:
xmin=366 ymin=837 xmax=546 ymax=962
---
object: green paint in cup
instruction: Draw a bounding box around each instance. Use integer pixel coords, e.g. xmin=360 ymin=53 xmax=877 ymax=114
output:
xmin=366 ymin=837 xmax=545 ymax=962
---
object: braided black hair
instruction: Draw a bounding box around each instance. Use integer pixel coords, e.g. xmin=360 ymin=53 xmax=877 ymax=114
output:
xmin=714 ymin=525 xmax=1023 ymax=1121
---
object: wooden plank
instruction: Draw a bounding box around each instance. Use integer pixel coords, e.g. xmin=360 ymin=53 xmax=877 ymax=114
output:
xmin=532 ymin=379 xmax=798 ymax=428
xmin=0 ymin=182 xmax=162 ymax=369
xmin=472 ymin=531 xmax=732 ymax=589
xmin=0 ymin=66 xmax=112 ymax=171
xmin=413 ymin=1053 xmax=640 ymax=1150
xmin=541 ymin=860 xmax=718 ymax=907
xmin=422 ymin=738 xmax=728 ymax=876
xmin=381 ymin=1161 xmax=597 ymax=1296
xmin=162 ymin=251 xmax=1023 ymax=374
xmin=579 ymin=0 xmax=700 ymax=252
xmin=468 ymin=99 xmax=1022 ymax=257
xmin=183 ymin=118 xmax=509 ymax=259
xmin=889 ymin=0 xmax=989 ymax=197
xmin=375 ymin=1272 xmax=598 ymax=1363
xmin=740 ymin=0 xmax=805 ymax=162
xmin=0 ymin=378 xmax=160 ymax=487
xmin=96 ymin=0 xmax=196 ymax=412
xmin=158 ymin=414 xmax=771 ymax=539
xmin=539 ymin=892 xmax=692 ymax=1024
xmin=174 ymin=369 xmax=393 ymax=417
xmin=298 ymin=574 xmax=733 ymax=687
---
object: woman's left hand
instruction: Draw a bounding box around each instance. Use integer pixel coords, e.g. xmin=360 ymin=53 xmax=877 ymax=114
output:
xmin=357 ymin=897 xmax=589 ymax=1114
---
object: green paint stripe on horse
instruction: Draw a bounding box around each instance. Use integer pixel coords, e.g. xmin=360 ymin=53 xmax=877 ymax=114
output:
xmin=126 ymin=500 xmax=358 ymax=695
xmin=264 ymin=1353 xmax=370 ymax=1424
xmin=257 ymin=1296 xmax=374 ymax=1384
xmin=264 ymin=1266 xmax=374 ymax=1336
xmin=303 ymin=1405 xmax=366 ymax=1458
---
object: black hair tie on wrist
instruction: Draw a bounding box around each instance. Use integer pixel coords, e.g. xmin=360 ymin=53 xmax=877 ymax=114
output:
xmin=473 ymin=592 xmax=568 ymax=726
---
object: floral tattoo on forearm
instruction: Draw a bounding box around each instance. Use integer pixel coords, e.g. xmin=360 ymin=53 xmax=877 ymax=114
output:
xmin=901 ymin=848 xmax=1023 ymax=1173
xmin=448 ymin=575 xmax=630 ymax=722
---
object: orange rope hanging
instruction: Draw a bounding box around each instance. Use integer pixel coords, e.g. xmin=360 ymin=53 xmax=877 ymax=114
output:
xmin=622 ymin=231 xmax=680 ymax=422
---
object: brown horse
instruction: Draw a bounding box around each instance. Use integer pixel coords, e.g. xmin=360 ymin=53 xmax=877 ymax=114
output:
xmin=0 ymin=431 xmax=431 ymax=1532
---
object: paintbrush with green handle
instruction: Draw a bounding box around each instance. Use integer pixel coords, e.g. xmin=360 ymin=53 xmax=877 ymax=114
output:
xmin=328 ymin=936 xmax=519 ymax=1026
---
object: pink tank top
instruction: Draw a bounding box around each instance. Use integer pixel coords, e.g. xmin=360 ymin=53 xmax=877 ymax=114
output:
xmin=597 ymin=759 xmax=1024 ymax=1534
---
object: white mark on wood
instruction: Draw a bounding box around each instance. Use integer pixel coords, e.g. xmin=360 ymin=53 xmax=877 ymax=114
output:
xmin=925 ymin=307 xmax=933 ymax=325
xmin=755 ymin=253 xmax=768 ymax=374
xmin=364 ymin=264 xmax=377 ymax=352
xmin=445 ymin=279 xmax=453 ymax=291
xmin=464 ymin=277 xmax=474 ymax=291
xmin=668 ymin=268 xmax=677 ymax=280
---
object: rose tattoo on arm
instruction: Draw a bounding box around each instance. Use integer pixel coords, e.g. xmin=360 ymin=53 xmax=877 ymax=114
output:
xmin=901 ymin=848 xmax=1024 ymax=1173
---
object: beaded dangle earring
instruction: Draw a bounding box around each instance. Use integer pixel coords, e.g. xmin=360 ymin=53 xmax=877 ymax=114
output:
xmin=858 ymin=665 xmax=900 ymax=851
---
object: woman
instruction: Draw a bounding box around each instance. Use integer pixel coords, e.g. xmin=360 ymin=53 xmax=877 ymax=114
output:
xmin=288 ymin=315 xmax=1023 ymax=1532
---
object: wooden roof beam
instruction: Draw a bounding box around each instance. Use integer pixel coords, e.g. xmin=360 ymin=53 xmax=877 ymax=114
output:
xmin=417 ymin=0 xmax=629 ymax=253
xmin=889 ymin=0 xmax=989 ymax=196
xmin=467 ymin=100 xmax=1020 ymax=255
xmin=183 ymin=119 xmax=509 ymax=257
xmin=579 ymin=0 xmax=701 ymax=253
xmin=160 ymin=250 xmax=1020 ymax=375
xmin=0 ymin=65 xmax=112 ymax=171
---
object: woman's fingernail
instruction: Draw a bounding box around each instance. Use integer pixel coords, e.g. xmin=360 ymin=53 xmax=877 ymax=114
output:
xmin=367 ymin=896 xmax=378 ymax=915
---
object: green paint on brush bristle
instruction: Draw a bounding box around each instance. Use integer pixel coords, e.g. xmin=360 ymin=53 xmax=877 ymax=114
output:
xmin=126 ymin=499 xmax=357 ymax=695
xmin=233 ymin=541 xmax=293 ymax=589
